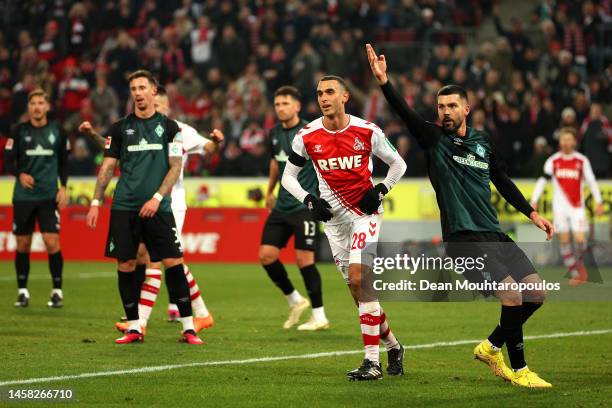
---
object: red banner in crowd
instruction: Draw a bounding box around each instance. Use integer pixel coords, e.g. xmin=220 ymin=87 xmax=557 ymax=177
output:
xmin=0 ymin=206 xmax=295 ymax=263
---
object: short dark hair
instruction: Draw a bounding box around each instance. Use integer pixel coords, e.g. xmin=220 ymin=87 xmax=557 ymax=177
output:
xmin=274 ymin=85 xmax=301 ymax=101
xmin=127 ymin=69 xmax=158 ymax=87
xmin=437 ymin=84 xmax=468 ymax=100
xmin=28 ymin=89 xmax=50 ymax=102
xmin=318 ymin=75 xmax=347 ymax=91
xmin=156 ymin=85 xmax=167 ymax=97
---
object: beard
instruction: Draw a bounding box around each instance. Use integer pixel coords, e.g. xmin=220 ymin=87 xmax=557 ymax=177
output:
xmin=441 ymin=117 xmax=460 ymax=134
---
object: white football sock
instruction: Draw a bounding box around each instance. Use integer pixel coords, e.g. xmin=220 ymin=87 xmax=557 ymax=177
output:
xmin=312 ymin=306 xmax=326 ymax=321
xmin=128 ymin=320 xmax=141 ymax=332
xmin=179 ymin=316 xmax=195 ymax=332
xmin=138 ymin=269 xmax=162 ymax=327
xmin=359 ymin=301 xmax=381 ymax=364
xmin=285 ymin=290 xmax=303 ymax=306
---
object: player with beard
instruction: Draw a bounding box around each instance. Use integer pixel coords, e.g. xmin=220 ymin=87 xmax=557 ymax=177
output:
xmin=367 ymin=44 xmax=554 ymax=388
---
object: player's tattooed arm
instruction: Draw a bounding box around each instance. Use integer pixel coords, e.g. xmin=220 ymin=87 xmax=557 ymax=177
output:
xmin=156 ymin=155 xmax=182 ymax=197
xmin=87 ymin=157 xmax=116 ymax=228
xmin=139 ymin=154 xmax=181 ymax=218
xmin=93 ymin=158 xmax=117 ymax=201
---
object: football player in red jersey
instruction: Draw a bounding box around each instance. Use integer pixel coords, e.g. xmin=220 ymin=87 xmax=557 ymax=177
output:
xmin=281 ymin=75 xmax=407 ymax=381
xmin=531 ymin=127 xmax=605 ymax=285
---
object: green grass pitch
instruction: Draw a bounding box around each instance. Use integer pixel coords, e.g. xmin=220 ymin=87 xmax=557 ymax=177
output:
xmin=0 ymin=261 xmax=611 ymax=407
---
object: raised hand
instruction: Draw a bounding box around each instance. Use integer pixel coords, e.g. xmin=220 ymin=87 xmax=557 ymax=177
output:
xmin=366 ymin=44 xmax=388 ymax=85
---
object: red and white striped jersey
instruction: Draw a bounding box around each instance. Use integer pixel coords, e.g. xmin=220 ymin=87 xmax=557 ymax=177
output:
xmin=532 ymin=151 xmax=602 ymax=212
xmin=291 ymin=115 xmax=399 ymax=224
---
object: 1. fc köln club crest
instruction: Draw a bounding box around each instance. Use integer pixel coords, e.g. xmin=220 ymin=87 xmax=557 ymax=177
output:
xmin=354 ymin=137 xmax=364 ymax=151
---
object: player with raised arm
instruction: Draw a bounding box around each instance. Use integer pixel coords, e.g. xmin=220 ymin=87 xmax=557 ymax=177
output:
xmin=367 ymin=44 xmax=554 ymax=388
xmin=5 ymin=89 xmax=70 ymax=308
xmin=86 ymin=70 xmax=202 ymax=345
xmin=80 ymin=86 xmax=222 ymax=333
xmin=259 ymin=86 xmax=329 ymax=331
xmin=281 ymin=75 xmax=407 ymax=381
xmin=530 ymin=127 xmax=605 ymax=286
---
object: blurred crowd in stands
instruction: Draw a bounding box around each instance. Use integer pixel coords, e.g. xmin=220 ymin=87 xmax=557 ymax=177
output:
xmin=0 ymin=0 xmax=610 ymax=178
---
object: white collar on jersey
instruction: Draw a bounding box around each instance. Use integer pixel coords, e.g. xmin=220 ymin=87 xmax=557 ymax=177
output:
xmin=320 ymin=114 xmax=352 ymax=134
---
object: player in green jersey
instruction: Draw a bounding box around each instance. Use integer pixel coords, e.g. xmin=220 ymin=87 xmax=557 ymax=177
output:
xmin=86 ymin=70 xmax=202 ymax=345
xmin=367 ymin=44 xmax=555 ymax=388
xmin=259 ymin=86 xmax=329 ymax=331
xmin=5 ymin=89 xmax=69 ymax=308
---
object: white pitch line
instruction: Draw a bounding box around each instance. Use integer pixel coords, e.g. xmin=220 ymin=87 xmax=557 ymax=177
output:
xmin=1 ymin=328 xmax=611 ymax=387
xmin=0 ymin=272 xmax=114 ymax=281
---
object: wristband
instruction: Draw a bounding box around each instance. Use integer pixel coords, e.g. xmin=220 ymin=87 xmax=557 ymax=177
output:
xmin=153 ymin=192 xmax=163 ymax=202
xmin=91 ymin=199 xmax=100 ymax=207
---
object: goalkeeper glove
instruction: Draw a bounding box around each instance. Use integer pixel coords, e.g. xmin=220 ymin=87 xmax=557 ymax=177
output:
xmin=358 ymin=183 xmax=388 ymax=215
xmin=304 ymin=194 xmax=333 ymax=222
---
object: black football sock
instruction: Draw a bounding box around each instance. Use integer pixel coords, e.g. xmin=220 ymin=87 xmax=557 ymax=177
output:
xmin=165 ymin=264 xmax=193 ymax=318
xmin=299 ymin=264 xmax=323 ymax=308
xmin=118 ymin=270 xmax=140 ymax=321
xmin=521 ymin=302 xmax=542 ymax=324
xmin=48 ymin=251 xmax=63 ymax=289
xmin=487 ymin=324 xmax=505 ymax=349
xmin=500 ymin=305 xmax=526 ymax=370
xmin=135 ymin=263 xmax=146 ymax=288
xmin=263 ymin=260 xmax=294 ymax=295
xmin=487 ymin=302 xmax=543 ymax=347
xmin=15 ymin=252 xmax=30 ymax=289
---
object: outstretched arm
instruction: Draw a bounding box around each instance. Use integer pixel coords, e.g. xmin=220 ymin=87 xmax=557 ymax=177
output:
xmin=79 ymin=121 xmax=106 ymax=150
xmin=530 ymin=176 xmax=548 ymax=209
xmin=366 ymin=44 xmax=440 ymax=149
xmin=583 ymin=158 xmax=605 ymax=216
xmin=203 ymin=129 xmax=224 ymax=154
xmin=530 ymin=157 xmax=553 ymax=208
xmin=488 ymin=138 xmax=553 ymax=240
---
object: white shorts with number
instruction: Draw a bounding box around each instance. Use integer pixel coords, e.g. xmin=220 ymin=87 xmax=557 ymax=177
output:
xmin=553 ymin=207 xmax=588 ymax=234
xmin=324 ymin=214 xmax=382 ymax=284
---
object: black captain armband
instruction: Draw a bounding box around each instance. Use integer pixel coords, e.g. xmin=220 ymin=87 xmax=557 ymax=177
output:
xmin=288 ymin=151 xmax=306 ymax=167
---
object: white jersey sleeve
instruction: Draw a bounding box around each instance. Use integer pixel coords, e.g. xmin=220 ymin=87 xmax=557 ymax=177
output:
xmin=178 ymin=121 xmax=211 ymax=155
xmin=582 ymin=157 xmax=603 ymax=204
xmin=531 ymin=156 xmax=553 ymax=204
xmin=371 ymin=126 xmax=407 ymax=191
xmin=291 ymin=133 xmax=310 ymax=159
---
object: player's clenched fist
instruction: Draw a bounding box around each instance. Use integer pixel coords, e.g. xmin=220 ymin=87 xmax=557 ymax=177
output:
xmin=359 ymin=183 xmax=388 ymax=215
xmin=86 ymin=205 xmax=99 ymax=229
xmin=304 ymin=194 xmax=333 ymax=222
xmin=78 ymin=121 xmax=94 ymax=135
xmin=209 ymin=128 xmax=224 ymax=144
